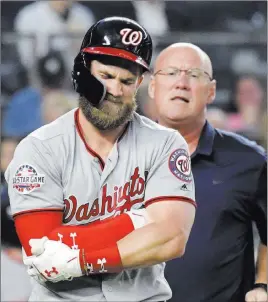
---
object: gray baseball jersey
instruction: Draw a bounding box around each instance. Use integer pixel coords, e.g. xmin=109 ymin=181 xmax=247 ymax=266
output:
xmin=5 ymin=108 xmax=195 ymax=302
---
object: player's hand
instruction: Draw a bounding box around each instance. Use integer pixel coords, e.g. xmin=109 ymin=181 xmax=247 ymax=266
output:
xmin=23 ymin=237 xmax=83 ymax=283
xmin=245 ymin=288 xmax=268 ymax=302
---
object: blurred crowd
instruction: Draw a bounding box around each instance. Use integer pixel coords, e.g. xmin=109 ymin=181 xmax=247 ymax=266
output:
xmin=0 ymin=1 xmax=267 ymax=301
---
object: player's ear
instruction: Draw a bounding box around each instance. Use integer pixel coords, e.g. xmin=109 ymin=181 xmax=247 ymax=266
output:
xmin=137 ymin=75 xmax=144 ymax=87
xmin=148 ymin=75 xmax=155 ymax=99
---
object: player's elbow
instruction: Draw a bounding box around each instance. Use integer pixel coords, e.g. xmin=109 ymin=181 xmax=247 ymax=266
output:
xmin=171 ymin=233 xmax=188 ymax=258
xmin=156 ymin=229 xmax=189 ymax=262
xmin=161 ymin=219 xmax=194 ymax=260
xmin=151 ymin=204 xmax=196 ymax=262
xmin=167 ymin=232 xmax=188 ymax=259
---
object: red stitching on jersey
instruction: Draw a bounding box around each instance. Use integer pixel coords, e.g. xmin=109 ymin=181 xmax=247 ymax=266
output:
xmin=145 ymin=196 xmax=197 ymax=208
xmin=118 ymin=122 xmax=130 ymax=142
xmin=74 ymin=109 xmax=105 ymax=170
xmin=74 ymin=109 xmax=129 ymax=166
xmin=13 ymin=208 xmax=63 ymax=218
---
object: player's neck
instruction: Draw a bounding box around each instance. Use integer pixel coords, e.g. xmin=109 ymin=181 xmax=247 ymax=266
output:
xmin=78 ymin=109 xmax=127 ymax=160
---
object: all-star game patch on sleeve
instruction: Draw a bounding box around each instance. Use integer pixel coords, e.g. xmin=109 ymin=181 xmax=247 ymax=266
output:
xmin=144 ymin=132 xmax=196 ymax=208
xmin=12 ymin=164 xmax=45 ymax=194
xmin=5 ymin=136 xmax=64 ymax=217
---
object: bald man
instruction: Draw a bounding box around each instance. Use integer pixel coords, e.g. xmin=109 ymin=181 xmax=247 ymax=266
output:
xmin=149 ymin=43 xmax=267 ymax=302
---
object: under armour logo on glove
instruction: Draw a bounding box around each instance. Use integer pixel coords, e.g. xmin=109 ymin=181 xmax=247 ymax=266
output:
xmin=120 ymin=28 xmax=143 ymax=46
xmin=24 ymin=237 xmax=83 ymax=283
xmin=44 ymin=267 xmax=59 ymax=277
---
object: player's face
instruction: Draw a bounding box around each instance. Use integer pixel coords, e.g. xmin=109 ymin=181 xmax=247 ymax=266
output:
xmin=150 ymin=47 xmax=216 ymax=126
xmin=79 ymin=60 xmax=141 ymax=130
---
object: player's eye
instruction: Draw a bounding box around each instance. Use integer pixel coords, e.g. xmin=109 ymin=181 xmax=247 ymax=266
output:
xmin=121 ymin=79 xmax=135 ymax=85
xmin=100 ymin=73 xmax=114 ymax=79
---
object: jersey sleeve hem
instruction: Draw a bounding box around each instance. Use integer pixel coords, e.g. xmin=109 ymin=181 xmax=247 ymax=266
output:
xmin=13 ymin=207 xmax=63 ymax=219
xmin=145 ymin=196 xmax=197 ymax=208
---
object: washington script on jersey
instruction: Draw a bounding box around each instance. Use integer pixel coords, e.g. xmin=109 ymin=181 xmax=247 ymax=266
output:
xmin=63 ymin=167 xmax=147 ymax=223
xmin=12 ymin=164 xmax=45 ymax=194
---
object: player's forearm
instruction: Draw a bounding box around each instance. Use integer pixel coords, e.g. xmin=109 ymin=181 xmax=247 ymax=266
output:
xmin=80 ymin=217 xmax=189 ymax=275
xmin=255 ymin=243 xmax=267 ymax=284
xmin=81 ymin=203 xmax=195 ymax=274
xmin=117 ymin=220 xmax=187 ymax=268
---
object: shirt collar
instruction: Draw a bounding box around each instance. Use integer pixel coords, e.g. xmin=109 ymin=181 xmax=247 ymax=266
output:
xmin=192 ymin=121 xmax=215 ymax=157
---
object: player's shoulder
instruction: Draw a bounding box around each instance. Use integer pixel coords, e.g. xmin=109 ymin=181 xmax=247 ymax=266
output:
xmin=133 ymin=113 xmax=182 ymax=140
xmin=132 ymin=113 xmax=186 ymax=148
xmin=215 ymin=128 xmax=266 ymax=164
xmin=31 ymin=109 xmax=76 ymax=141
xmin=16 ymin=109 xmax=76 ymax=153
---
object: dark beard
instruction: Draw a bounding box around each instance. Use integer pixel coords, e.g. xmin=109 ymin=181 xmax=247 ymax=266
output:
xmin=79 ymin=95 xmax=137 ymax=130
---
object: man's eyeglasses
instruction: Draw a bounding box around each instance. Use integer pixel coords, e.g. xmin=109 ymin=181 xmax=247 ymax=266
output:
xmin=153 ymin=67 xmax=213 ymax=81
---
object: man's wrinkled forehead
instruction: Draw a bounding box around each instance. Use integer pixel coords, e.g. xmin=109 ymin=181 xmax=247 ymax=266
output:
xmin=155 ymin=44 xmax=213 ymax=76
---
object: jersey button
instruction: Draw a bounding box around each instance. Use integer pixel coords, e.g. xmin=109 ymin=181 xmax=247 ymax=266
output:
xmin=108 ymin=286 xmax=113 ymax=292
xmin=93 ymin=158 xmax=99 ymax=163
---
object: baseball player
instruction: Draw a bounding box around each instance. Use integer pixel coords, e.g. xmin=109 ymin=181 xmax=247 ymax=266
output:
xmin=5 ymin=17 xmax=196 ymax=301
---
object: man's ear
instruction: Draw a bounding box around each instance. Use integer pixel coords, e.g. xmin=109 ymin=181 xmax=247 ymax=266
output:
xmin=207 ymin=79 xmax=216 ymax=105
xmin=148 ymin=75 xmax=155 ymax=99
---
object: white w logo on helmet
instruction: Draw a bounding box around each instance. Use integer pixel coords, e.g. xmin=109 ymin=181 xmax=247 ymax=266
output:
xmin=120 ymin=28 xmax=143 ymax=46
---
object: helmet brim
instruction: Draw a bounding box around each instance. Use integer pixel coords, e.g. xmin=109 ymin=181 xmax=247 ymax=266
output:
xmin=82 ymin=46 xmax=149 ymax=71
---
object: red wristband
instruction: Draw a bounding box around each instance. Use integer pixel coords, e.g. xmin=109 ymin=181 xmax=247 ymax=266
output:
xmin=80 ymin=244 xmax=122 ymax=274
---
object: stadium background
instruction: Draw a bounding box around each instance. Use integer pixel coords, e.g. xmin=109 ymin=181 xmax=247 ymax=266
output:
xmin=1 ymin=1 xmax=267 ymax=301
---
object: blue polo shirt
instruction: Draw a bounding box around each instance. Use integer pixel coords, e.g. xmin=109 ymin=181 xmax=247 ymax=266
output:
xmin=165 ymin=121 xmax=267 ymax=302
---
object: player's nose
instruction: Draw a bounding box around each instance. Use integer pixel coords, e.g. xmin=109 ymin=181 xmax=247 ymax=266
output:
xmin=108 ymin=80 xmax=124 ymax=97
